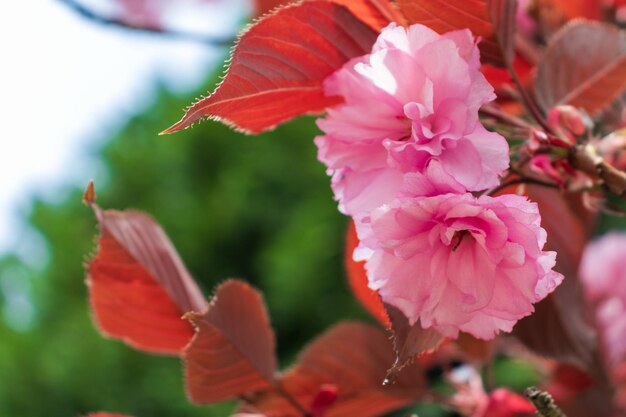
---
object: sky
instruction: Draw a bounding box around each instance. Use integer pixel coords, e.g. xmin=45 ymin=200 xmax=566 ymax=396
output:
xmin=0 ymin=0 xmax=245 ymax=259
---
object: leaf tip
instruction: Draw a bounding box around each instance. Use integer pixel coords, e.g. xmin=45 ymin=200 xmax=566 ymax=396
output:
xmin=160 ymin=110 xmax=203 ymax=135
xmin=83 ymin=180 xmax=96 ymax=206
xmin=159 ymin=124 xmax=180 ymax=135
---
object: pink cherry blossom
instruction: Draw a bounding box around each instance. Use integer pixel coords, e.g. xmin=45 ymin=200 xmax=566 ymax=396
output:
xmin=363 ymin=193 xmax=563 ymax=339
xmin=580 ymin=233 xmax=626 ymax=367
xmin=315 ymin=23 xmax=509 ymax=216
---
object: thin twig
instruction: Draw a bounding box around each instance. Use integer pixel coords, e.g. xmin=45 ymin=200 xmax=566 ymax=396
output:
xmin=56 ymin=0 xmax=236 ymax=46
xmin=505 ymin=59 xmax=552 ymax=133
xmin=480 ymin=105 xmax=534 ymax=129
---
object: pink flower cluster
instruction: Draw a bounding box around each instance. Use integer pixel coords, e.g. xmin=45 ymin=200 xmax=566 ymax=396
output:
xmin=316 ymin=24 xmax=563 ymax=339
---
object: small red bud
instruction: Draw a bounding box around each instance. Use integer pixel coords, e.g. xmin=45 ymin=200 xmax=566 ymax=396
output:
xmin=310 ymin=384 xmax=339 ymax=417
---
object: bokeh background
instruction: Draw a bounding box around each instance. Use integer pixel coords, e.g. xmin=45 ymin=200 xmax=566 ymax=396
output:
xmin=0 ymin=1 xmax=540 ymax=416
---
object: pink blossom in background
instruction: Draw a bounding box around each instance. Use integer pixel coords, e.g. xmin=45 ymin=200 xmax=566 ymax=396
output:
xmin=315 ymin=23 xmax=509 ymax=216
xmin=580 ymin=233 xmax=626 ymax=367
xmin=516 ymin=0 xmax=537 ymax=39
xmin=363 ymin=193 xmax=563 ymax=339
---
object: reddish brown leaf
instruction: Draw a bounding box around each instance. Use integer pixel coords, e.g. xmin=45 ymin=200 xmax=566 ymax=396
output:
xmin=396 ymin=0 xmax=512 ymax=66
xmin=488 ymin=0 xmax=518 ymax=65
xmin=86 ymin=205 xmax=206 ymax=355
xmin=513 ymin=187 xmax=597 ymax=371
xmin=535 ymin=21 xmax=626 ymax=116
xmin=384 ymin=304 xmax=444 ymax=382
xmin=83 ymin=180 xmax=96 ymax=205
xmin=162 ymin=1 xmax=378 ymax=135
xmin=345 ymin=221 xmax=390 ymax=327
xmin=185 ymin=279 xmax=277 ymax=403
xmin=251 ymin=322 xmax=427 ymax=417
xmin=256 ymin=0 xmax=397 ymax=30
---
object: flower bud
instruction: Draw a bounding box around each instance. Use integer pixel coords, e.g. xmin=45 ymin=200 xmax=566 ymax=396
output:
xmin=547 ymin=105 xmax=589 ymax=144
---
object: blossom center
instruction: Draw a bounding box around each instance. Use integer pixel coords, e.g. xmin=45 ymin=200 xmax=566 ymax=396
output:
xmin=450 ymin=230 xmax=470 ymax=252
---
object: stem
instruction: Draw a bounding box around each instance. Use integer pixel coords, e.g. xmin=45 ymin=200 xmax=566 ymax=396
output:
xmin=525 ymin=387 xmax=567 ymax=417
xmin=275 ymin=381 xmax=312 ymax=417
xmin=505 ymin=60 xmax=551 ymax=133
xmin=486 ymin=176 xmax=558 ymax=196
xmin=56 ymin=0 xmax=236 ymax=46
xmin=480 ymin=105 xmax=533 ymax=129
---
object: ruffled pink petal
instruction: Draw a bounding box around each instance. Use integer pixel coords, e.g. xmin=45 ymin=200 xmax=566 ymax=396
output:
xmin=363 ymin=193 xmax=563 ymax=340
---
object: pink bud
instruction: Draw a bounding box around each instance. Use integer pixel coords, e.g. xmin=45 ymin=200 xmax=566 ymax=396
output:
xmin=530 ymin=155 xmax=564 ymax=185
xmin=525 ymin=129 xmax=548 ymax=153
xmin=547 ymin=105 xmax=588 ymax=144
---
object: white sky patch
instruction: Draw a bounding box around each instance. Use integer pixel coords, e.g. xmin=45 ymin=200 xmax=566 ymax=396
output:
xmin=0 ymin=0 xmax=244 ymax=257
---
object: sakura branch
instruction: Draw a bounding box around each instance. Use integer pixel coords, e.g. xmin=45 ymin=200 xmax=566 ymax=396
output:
xmin=76 ymin=0 xmax=626 ymax=416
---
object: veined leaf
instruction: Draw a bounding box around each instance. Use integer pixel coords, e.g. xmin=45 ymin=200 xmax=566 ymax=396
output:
xmin=162 ymin=1 xmax=378 ymax=134
xmin=185 ymin=280 xmax=277 ymax=403
xmin=535 ymin=21 xmax=626 ymax=115
xmin=396 ymin=0 xmax=516 ymax=66
xmin=86 ymin=199 xmax=206 ymax=355
xmin=383 ymin=304 xmax=444 ymax=382
xmin=251 ymin=322 xmax=426 ymax=417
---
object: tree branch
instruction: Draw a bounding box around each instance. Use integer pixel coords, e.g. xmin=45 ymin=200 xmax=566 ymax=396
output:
xmin=570 ymin=144 xmax=626 ymax=197
xmin=56 ymin=0 xmax=236 ymax=46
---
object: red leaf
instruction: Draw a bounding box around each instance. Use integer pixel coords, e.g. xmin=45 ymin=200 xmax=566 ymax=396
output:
xmin=535 ymin=21 xmax=626 ymax=116
xmin=488 ymin=0 xmax=518 ymax=65
xmin=330 ymin=0 xmax=401 ymax=31
xmin=512 ymin=187 xmax=598 ymax=371
xmin=395 ymin=0 xmax=514 ymax=66
xmin=251 ymin=322 xmax=427 ymax=417
xmin=86 ymin=204 xmax=206 ymax=355
xmin=162 ymin=1 xmax=378 ymax=135
xmin=184 ymin=279 xmax=277 ymax=403
xmin=383 ymin=304 xmax=444 ymax=383
xmin=256 ymin=0 xmax=397 ymax=30
xmin=345 ymin=221 xmax=390 ymax=327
